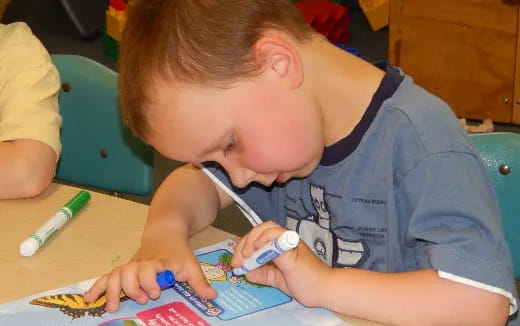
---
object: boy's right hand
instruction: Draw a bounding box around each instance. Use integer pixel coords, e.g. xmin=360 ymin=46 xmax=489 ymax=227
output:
xmin=83 ymin=231 xmax=216 ymax=312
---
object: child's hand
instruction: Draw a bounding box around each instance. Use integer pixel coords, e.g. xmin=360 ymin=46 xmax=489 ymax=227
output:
xmin=231 ymin=221 xmax=331 ymax=307
xmin=83 ymin=231 xmax=216 ymax=312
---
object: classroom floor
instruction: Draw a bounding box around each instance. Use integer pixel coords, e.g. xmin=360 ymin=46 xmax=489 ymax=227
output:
xmin=3 ymin=0 xmax=520 ymax=237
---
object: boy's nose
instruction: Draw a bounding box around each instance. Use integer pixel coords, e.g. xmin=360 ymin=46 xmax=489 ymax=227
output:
xmin=229 ymin=167 xmax=256 ymax=188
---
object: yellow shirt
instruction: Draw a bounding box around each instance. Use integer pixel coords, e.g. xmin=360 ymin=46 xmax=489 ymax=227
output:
xmin=0 ymin=22 xmax=61 ymax=157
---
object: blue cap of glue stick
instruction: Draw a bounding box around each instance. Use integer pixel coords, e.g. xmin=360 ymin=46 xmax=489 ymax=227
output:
xmin=156 ymin=270 xmax=176 ymax=289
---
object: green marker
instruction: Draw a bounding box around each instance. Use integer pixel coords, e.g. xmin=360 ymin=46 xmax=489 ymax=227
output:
xmin=19 ymin=190 xmax=91 ymax=256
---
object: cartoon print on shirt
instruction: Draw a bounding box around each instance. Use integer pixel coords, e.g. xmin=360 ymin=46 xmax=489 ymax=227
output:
xmin=286 ymin=185 xmax=368 ymax=268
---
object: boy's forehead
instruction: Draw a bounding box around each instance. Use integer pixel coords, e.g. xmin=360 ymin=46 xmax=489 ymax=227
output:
xmin=146 ymin=74 xmax=264 ymax=131
xmin=145 ymin=81 xmax=229 ymax=138
xmin=149 ymin=77 xmax=241 ymax=117
xmin=146 ymin=79 xmax=192 ymax=118
xmin=150 ymin=77 xmax=206 ymax=104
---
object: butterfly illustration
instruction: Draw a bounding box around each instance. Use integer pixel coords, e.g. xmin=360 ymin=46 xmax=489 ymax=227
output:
xmin=29 ymin=292 xmax=129 ymax=319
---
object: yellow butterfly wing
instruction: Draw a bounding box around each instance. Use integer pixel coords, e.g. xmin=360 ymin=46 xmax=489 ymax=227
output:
xmin=30 ymin=292 xmax=129 ymax=319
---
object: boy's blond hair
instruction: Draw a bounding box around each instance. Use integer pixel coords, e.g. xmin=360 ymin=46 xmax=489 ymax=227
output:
xmin=119 ymin=0 xmax=314 ymax=140
xmin=0 ymin=0 xmax=11 ymax=19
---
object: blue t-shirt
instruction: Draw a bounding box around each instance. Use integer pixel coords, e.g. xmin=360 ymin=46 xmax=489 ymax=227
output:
xmin=203 ymin=68 xmax=518 ymax=319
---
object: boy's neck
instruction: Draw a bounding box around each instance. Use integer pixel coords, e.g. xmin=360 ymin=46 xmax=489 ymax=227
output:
xmin=301 ymin=37 xmax=385 ymax=147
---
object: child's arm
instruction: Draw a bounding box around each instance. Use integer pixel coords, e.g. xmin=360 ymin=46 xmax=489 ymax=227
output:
xmin=0 ymin=139 xmax=56 ymax=199
xmin=0 ymin=23 xmax=61 ymax=199
xmin=85 ymin=163 xmax=235 ymax=311
xmin=323 ymin=265 xmax=509 ymax=326
xmin=233 ymin=221 xmax=510 ymax=326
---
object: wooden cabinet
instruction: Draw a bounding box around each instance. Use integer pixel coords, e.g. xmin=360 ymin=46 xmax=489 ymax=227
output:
xmin=389 ymin=0 xmax=520 ymax=124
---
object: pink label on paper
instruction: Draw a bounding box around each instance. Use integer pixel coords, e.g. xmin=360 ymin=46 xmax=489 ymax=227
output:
xmin=137 ymin=302 xmax=211 ymax=326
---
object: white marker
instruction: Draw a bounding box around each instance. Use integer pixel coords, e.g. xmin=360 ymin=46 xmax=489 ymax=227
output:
xmin=233 ymin=230 xmax=300 ymax=275
xmin=19 ymin=190 xmax=91 ymax=256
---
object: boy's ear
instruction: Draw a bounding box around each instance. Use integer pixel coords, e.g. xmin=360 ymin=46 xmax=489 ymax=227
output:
xmin=254 ymin=34 xmax=304 ymax=89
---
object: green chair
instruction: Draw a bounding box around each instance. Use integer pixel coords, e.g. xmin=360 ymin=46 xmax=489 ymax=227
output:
xmin=470 ymin=132 xmax=520 ymax=278
xmin=51 ymin=54 xmax=154 ymax=196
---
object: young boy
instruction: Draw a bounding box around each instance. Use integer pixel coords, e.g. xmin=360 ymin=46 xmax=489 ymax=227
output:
xmin=85 ymin=0 xmax=518 ymax=324
xmin=0 ymin=6 xmax=62 ymax=199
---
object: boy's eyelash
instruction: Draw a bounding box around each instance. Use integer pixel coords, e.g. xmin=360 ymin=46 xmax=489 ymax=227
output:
xmin=223 ymin=136 xmax=236 ymax=157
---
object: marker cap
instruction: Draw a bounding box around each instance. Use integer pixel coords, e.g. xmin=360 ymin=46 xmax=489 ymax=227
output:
xmin=278 ymin=231 xmax=300 ymax=251
xmin=232 ymin=267 xmax=246 ymax=276
xmin=156 ymin=270 xmax=176 ymax=289
xmin=20 ymin=237 xmax=39 ymax=257
xmin=65 ymin=190 xmax=91 ymax=215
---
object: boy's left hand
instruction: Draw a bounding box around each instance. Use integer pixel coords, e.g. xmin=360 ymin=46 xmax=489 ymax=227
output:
xmin=231 ymin=221 xmax=331 ymax=307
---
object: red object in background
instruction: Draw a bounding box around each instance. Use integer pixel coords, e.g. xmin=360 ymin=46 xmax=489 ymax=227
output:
xmin=294 ymin=0 xmax=350 ymax=44
xmin=109 ymin=0 xmax=128 ymax=11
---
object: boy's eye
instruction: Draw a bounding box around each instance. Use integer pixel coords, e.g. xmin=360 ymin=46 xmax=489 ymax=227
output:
xmin=223 ymin=136 xmax=236 ymax=157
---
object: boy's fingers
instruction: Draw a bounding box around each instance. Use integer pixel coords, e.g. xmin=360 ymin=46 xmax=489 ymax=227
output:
xmin=246 ymin=264 xmax=289 ymax=294
xmin=231 ymin=233 xmax=249 ymax=267
xmin=139 ymin=262 xmax=165 ymax=300
xmin=241 ymin=223 xmax=270 ymax=252
xmin=120 ymin=265 xmax=148 ymax=305
xmin=239 ymin=221 xmax=282 ymax=259
xmin=252 ymin=227 xmax=288 ymax=251
xmin=242 ymin=225 xmax=287 ymax=258
xmin=187 ymin=264 xmax=217 ymax=300
xmin=246 ymin=264 xmax=292 ymax=296
xmin=84 ymin=276 xmax=108 ymax=303
xmin=246 ymin=265 xmax=273 ymax=286
xmin=104 ymin=271 xmax=123 ymax=312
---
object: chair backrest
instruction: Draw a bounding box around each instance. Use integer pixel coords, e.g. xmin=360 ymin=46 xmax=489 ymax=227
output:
xmin=51 ymin=54 xmax=154 ymax=196
xmin=470 ymin=132 xmax=520 ymax=278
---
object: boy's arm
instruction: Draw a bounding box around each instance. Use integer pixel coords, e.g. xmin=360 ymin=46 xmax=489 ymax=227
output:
xmin=142 ymin=163 xmax=234 ymax=239
xmin=234 ymin=147 xmax=515 ymax=325
xmin=322 ymin=267 xmax=509 ymax=326
xmin=325 ymin=150 xmax=512 ymax=325
xmin=86 ymin=163 xmax=236 ymax=310
xmin=236 ymin=223 xmax=510 ymax=326
xmin=0 ymin=139 xmax=56 ymax=199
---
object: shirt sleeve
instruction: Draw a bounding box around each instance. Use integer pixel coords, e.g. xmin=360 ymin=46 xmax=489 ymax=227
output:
xmin=0 ymin=22 xmax=62 ymax=157
xmin=396 ymin=150 xmax=518 ymax=315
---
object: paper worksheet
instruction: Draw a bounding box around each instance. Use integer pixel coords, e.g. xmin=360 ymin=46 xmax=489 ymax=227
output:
xmin=0 ymin=240 xmax=348 ymax=326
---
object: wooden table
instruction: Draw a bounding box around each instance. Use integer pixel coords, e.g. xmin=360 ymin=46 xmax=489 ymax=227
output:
xmin=0 ymin=183 xmax=384 ymax=326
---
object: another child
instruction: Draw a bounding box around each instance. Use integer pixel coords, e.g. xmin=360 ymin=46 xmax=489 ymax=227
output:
xmin=0 ymin=17 xmax=61 ymax=198
xmin=85 ymin=1 xmax=517 ymax=324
